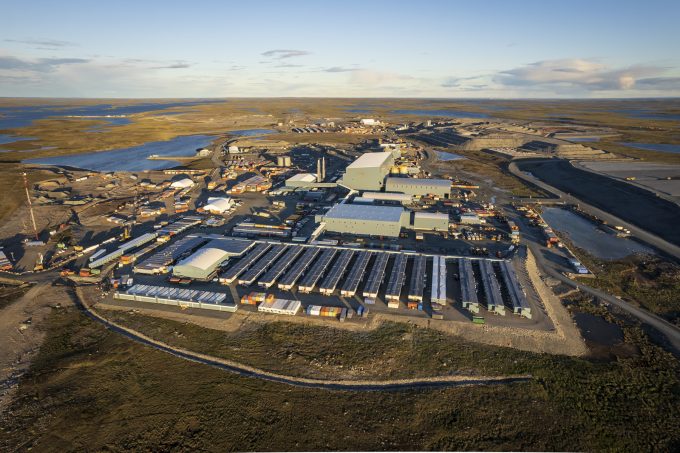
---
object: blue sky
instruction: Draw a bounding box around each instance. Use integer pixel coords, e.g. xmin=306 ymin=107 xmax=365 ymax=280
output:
xmin=1 ymin=0 xmax=679 ymax=98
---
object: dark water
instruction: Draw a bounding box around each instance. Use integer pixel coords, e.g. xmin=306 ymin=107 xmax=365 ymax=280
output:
xmin=619 ymin=142 xmax=680 ymax=154
xmin=435 ymin=151 xmax=465 ymax=161
xmin=228 ymin=129 xmax=276 ymax=136
xmin=517 ymin=159 xmax=680 ymax=247
xmin=86 ymin=117 xmax=133 ymax=131
xmin=574 ymin=312 xmax=623 ymax=345
xmin=0 ymin=100 xmax=223 ymax=130
xmin=613 ymin=109 xmax=680 ymax=121
xmin=391 ymin=109 xmax=489 ymax=119
xmin=23 ymin=134 xmax=214 ymax=172
xmin=541 ymin=207 xmax=651 ymax=259
xmin=0 ymin=133 xmax=37 ymax=149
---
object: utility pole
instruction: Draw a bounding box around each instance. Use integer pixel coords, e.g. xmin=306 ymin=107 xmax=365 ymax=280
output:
xmin=22 ymin=172 xmax=39 ymax=241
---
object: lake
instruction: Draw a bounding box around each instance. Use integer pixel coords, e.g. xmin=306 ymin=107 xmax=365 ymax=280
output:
xmin=568 ymin=137 xmax=600 ymax=142
xmin=23 ymin=134 xmax=214 ymax=172
xmin=435 ymin=151 xmax=465 ymax=161
xmin=619 ymin=142 xmax=680 ymax=154
xmin=541 ymin=207 xmax=652 ymax=259
xmin=391 ymin=109 xmax=489 ymax=119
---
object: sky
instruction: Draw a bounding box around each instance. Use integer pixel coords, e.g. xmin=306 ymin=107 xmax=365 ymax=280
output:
xmin=1 ymin=0 xmax=680 ymax=98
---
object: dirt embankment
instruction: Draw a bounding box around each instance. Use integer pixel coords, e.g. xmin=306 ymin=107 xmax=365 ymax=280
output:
xmin=0 ymin=283 xmax=74 ymax=411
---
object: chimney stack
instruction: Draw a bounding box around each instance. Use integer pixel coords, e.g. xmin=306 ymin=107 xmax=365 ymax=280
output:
xmin=317 ymin=158 xmax=322 ymax=182
xmin=322 ymin=157 xmax=326 ymax=181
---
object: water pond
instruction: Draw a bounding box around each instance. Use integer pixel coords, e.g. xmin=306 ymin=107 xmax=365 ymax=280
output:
xmin=541 ymin=207 xmax=652 ymax=260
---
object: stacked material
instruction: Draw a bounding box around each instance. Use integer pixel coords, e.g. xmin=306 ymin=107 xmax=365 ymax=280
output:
xmin=240 ymin=292 xmax=274 ymax=305
xmin=306 ymin=305 xmax=343 ymax=318
xmin=257 ymin=298 xmax=301 ymax=315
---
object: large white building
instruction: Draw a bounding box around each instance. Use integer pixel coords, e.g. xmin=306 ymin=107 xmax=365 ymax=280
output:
xmin=172 ymin=239 xmax=252 ymax=280
xmin=202 ymin=197 xmax=233 ymax=214
xmin=170 ymin=177 xmax=194 ymax=189
xmin=340 ymin=152 xmax=395 ymax=191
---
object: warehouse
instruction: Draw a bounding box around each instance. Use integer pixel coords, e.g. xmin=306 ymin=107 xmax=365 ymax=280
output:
xmin=413 ymin=212 xmax=449 ymax=231
xmin=286 ymin=173 xmax=318 ymax=187
xmin=170 ymin=177 xmax=194 ymax=189
xmin=385 ymin=177 xmax=451 ymax=198
xmin=202 ymin=197 xmax=233 ymax=214
xmin=317 ymin=203 xmax=409 ymax=237
xmin=459 ymin=212 xmax=483 ymax=225
xmin=340 ymin=151 xmax=394 ymax=190
xmin=172 ymin=239 xmax=251 ymax=281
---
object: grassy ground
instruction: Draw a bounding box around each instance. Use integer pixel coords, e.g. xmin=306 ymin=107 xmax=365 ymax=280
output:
xmin=434 ymin=149 xmax=550 ymax=198
xmin=0 ymin=282 xmax=33 ymax=310
xmin=576 ymin=252 xmax=680 ymax=327
xmin=1 ymin=304 xmax=678 ymax=451
xmin=544 ymin=221 xmax=680 ymax=326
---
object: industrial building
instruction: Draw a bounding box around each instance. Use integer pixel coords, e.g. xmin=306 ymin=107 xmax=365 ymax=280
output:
xmin=361 ymin=191 xmax=413 ymax=205
xmin=202 ymin=197 xmax=233 ymax=214
xmin=459 ymin=258 xmax=480 ymax=313
xmin=115 ymin=284 xmax=237 ymax=312
xmin=170 ymin=177 xmax=194 ymax=189
xmin=286 ymin=173 xmax=318 ymax=187
xmin=413 ymin=212 xmax=449 ymax=231
xmin=172 ymin=239 xmax=252 ymax=281
xmin=459 ymin=212 xmax=483 ymax=225
xmin=317 ymin=203 xmax=409 ymax=237
xmin=340 ymin=151 xmax=394 ymax=191
xmin=385 ymin=177 xmax=451 ymax=198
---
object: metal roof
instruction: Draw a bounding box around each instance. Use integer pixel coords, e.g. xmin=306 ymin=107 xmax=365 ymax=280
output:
xmin=203 ymin=197 xmax=232 ymax=212
xmin=206 ymin=238 xmax=252 ymax=256
xmin=324 ymin=203 xmax=404 ymax=223
xmin=414 ymin=211 xmax=449 ymax=220
xmin=176 ymin=247 xmax=229 ymax=271
xmin=346 ymin=152 xmax=392 ymax=170
xmin=287 ymin=173 xmax=317 ymax=182
xmin=386 ymin=177 xmax=451 ymax=188
xmin=362 ymin=191 xmax=412 ymax=201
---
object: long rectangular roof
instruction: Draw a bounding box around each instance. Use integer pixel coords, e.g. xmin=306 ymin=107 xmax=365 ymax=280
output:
xmin=346 ymin=152 xmax=393 ymax=170
xmin=386 ymin=177 xmax=451 ymax=188
xmin=324 ymin=203 xmax=404 ymax=223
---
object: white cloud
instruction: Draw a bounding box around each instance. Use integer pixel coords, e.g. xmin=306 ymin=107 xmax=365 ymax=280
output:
xmin=261 ymin=49 xmax=310 ymax=59
xmin=495 ymin=59 xmax=668 ymax=91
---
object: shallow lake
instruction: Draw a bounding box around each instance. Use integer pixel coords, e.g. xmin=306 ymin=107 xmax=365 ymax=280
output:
xmin=541 ymin=207 xmax=652 ymax=259
xmin=435 ymin=151 xmax=465 ymax=161
xmin=23 ymin=134 xmax=214 ymax=172
xmin=619 ymin=142 xmax=680 ymax=154
xmin=568 ymin=137 xmax=600 ymax=142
